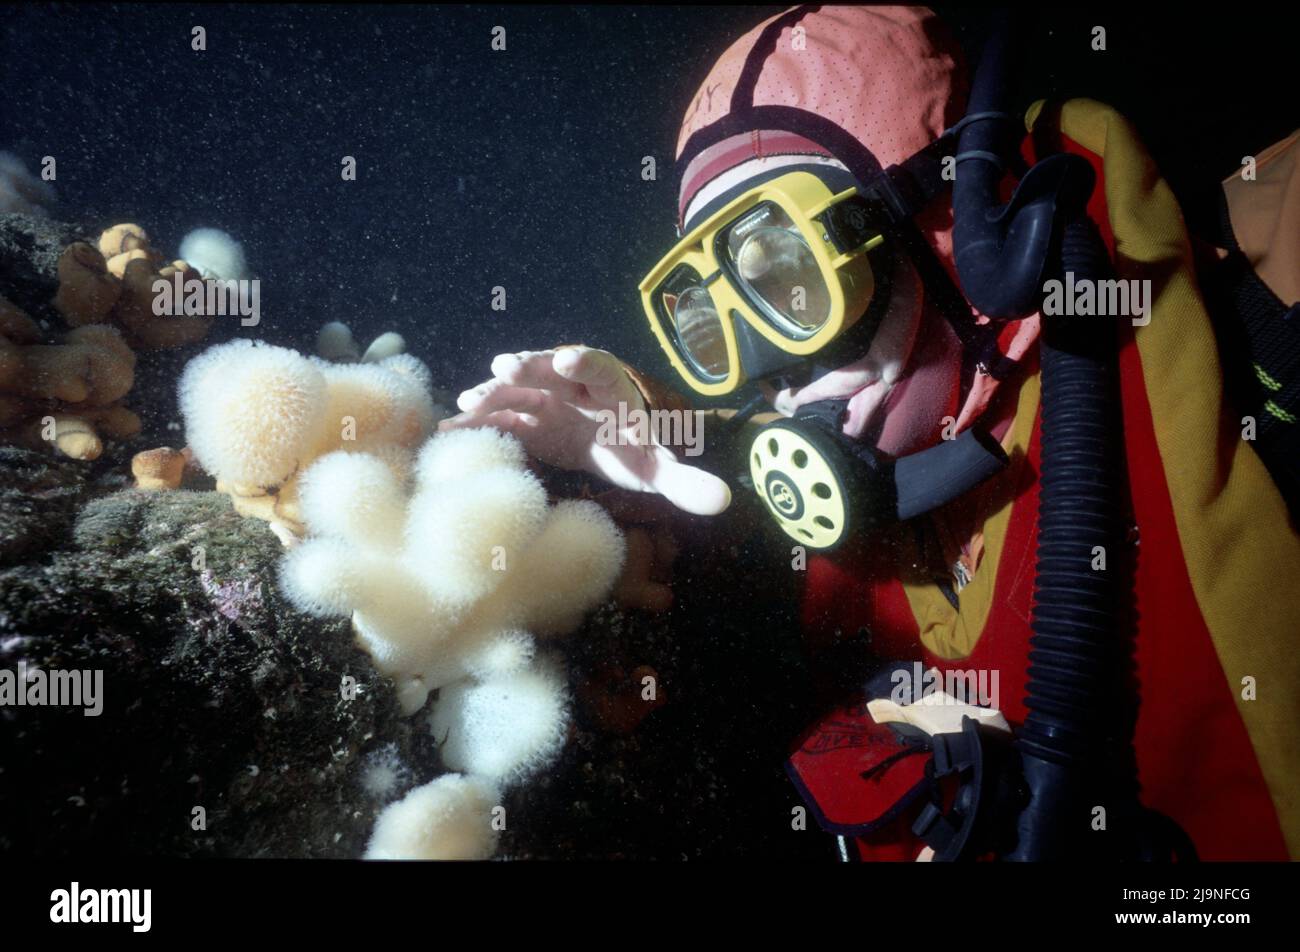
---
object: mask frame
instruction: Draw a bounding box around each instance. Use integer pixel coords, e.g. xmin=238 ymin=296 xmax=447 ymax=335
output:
xmin=640 ymin=171 xmax=884 ymax=396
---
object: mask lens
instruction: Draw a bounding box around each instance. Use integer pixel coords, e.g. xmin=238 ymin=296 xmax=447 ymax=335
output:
xmin=725 ymin=205 xmax=832 ymax=335
xmin=673 ymin=286 xmax=728 ymax=378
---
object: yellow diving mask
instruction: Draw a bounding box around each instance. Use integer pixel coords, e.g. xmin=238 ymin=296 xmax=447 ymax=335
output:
xmin=639 ymin=171 xmax=888 ymax=396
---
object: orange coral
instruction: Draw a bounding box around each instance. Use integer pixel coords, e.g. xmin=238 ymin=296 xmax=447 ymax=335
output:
xmin=52 ymin=241 xmax=121 ymax=326
xmin=0 ymin=294 xmax=141 ymax=460
xmin=97 ymin=223 xmax=149 ymax=259
xmin=131 ymin=446 xmax=189 ymax=490
xmin=577 ymin=664 xmax=667 ymax=735
xmin=52 ymin=224 xmax=214 ymax=350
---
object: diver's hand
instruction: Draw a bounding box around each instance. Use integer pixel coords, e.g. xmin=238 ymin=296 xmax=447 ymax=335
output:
xmin=439 ymin=346 xmax=731 ymax=516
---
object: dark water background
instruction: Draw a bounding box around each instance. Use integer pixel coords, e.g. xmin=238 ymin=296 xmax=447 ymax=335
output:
xmin=2 ymin=3 xmax=1295 ymax=404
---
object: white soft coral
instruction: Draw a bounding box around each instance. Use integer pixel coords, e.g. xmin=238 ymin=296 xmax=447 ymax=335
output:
xmin=178 ymin=339 xmax=443 ymax=534
xmin=278 ymin=427 xmax=626 ymax=859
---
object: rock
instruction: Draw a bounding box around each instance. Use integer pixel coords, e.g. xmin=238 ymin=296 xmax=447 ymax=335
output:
xmin=0 ymin=447 xmax=106 ymax=565
xmin=0 ymin=212 xmax=91 ymax=323
xmin=0 ymin=447 xmax=431 ymax=857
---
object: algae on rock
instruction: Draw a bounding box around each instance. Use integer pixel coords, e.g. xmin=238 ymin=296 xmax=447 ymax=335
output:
xmin=0 ymin=447 xmax=431 ymax=857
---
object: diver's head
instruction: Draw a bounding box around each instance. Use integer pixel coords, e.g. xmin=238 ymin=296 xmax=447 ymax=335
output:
xmin=639 ymin=5 xmax=966 ymax=418
xmin=641 ymin=7 xmax=1013 ymax=550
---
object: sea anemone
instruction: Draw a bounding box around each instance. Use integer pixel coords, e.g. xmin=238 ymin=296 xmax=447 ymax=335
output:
xmin=131 ymin=446 xmax=188 ymax=490
xmin=0 ymin=303 xmax=140 ymax=460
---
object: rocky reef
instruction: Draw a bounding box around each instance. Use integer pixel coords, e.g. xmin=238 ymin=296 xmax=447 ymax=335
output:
xmin=0 ymin=439 xmax=823 ymax=859
xmin=0 ymin=211 xmax=825 ymax=860
xmin=0 ymin=445 xmax=425 ymax=856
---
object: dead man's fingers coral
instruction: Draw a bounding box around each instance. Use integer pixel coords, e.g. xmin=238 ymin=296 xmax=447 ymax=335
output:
xmin=378 ymin=352 xmax=435 ymax=395
xmin=317 ymin=321 xmax=361 ymax=363
xmin=458 ymin=628 xmax=536 ymax=682
xmin=319 ymin=359 xmax=439 ymax=453
xmin=279 ymin=536 xmax=384 ymax=618
xmin=511 ymin=499 xmax=627 ymax=637
xmin=403 ymin=466 xmax=549 ymax=605
xmin=413 ymin=425 xmax=528 ymax=486
xmin=281 ymin=541 xmax=462 ymax=709
xmin=353 ymin=575 xmax=470 ymax=675
xmin=428 ymin=657 xmax=571 ymax=785
xmin=361 ymin=331 xmax=405 ymax=364
xmin=180 ymin=339 xmax=330 ymax=487
xmin=364 ymin=773 xmax=501 ymax=861
xmin=296 ymin=450 xmax=409 ymax=552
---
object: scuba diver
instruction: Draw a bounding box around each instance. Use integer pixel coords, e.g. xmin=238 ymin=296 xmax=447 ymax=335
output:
xmin=441 ymin=6 xmax=1300 ymax=861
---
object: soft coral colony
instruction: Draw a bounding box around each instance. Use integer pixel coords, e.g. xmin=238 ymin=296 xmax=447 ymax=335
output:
xmin=0 ymin=223 xmax=214 ymax=459
xmin=179 ymin=340 xmax=627 ymax=859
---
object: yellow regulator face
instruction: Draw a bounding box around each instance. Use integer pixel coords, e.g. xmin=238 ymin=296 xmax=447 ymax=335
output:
xmin=748 ymin=421 xmax=848 ymax=550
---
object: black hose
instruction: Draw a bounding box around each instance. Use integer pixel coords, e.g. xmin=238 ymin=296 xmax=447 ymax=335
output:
xmin=1004 ymin=217 xmax=1127 ymax=860
xmin=952 ymin=12 xmax=1096 ymax=322
xmin=948 ymin=11 xmax=1162 ymax=860
xmin=942 ymin=10 xmax=1194 ymax=862
xmin=950 ymin=13 xmax=1042 ymax=319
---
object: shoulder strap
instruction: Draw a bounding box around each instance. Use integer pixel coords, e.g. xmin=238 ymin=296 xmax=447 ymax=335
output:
xmin=1203 ymin=185 xmax=1300 ymax=507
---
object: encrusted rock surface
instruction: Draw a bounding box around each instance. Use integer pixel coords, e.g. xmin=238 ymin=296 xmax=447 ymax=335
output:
xmin=1 ymin=209 xmax=828 ymax=859
xmin=0 ymin=447 xmax=428 ymax=857
xmin=0 ymin=443 xmax=825 ymax=859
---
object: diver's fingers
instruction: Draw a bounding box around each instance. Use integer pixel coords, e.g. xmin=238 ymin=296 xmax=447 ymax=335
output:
xmin=440 ymin=408 xmax=539 ymax=440
xmin=552 ymin=346 xmax=642 ymax=405
xmin=645 ymin=450 xmax=732 ymax=516
xmin=842 ymin=377 xmax=891 ymax=435
xmin=489 ymin=350 xmax=586 ymax=402
xmin=457 ymin=379 xmax=551 ymax=416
